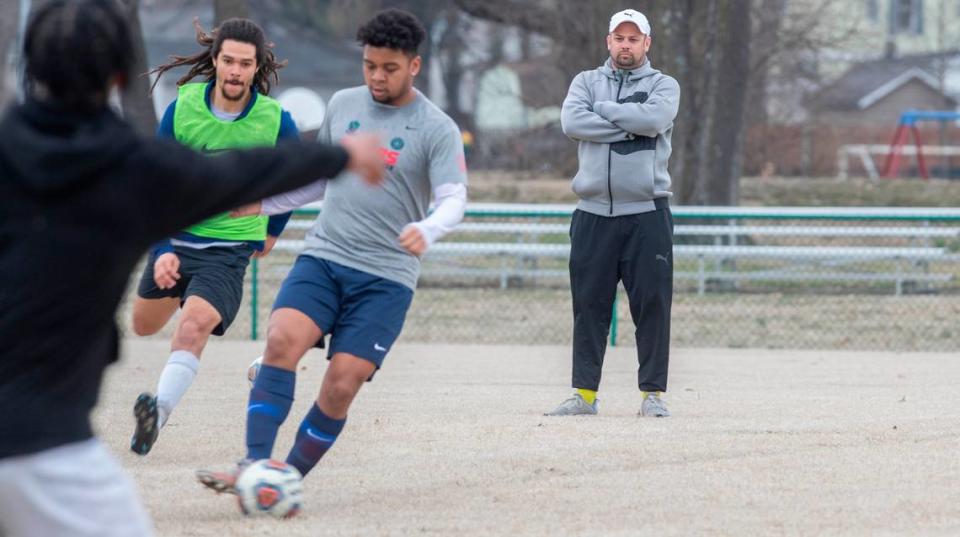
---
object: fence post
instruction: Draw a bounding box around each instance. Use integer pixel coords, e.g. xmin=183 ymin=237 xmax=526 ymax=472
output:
xmin=250 ymin=258 xmax=259 ymax=340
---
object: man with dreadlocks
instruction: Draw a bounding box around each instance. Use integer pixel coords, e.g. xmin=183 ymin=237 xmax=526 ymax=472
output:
xmin=197 ymin=8 xmax=468 ymax=495
xmin=129 ymin=18 xmax=306 ymax=456
xmin=0 ymin=1 xmax=382 ymax=534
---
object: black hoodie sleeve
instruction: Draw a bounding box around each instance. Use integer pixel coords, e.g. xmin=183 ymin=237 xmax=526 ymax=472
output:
xmin=125 ymin=138 xmax=350 ymax=243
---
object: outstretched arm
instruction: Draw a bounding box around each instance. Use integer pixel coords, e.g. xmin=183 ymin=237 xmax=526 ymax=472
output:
xmin=260 ymin=111 xmax=304 ymax=239
xmin=263 ymin=179 xmax=328 ymax=215
xmin=232 ymin=103 xmax=347 ymax=217
xmin=238 ymin=179 xmax=329 ymax=216
xmin=132 ymin=133 xmax=383 ymax=243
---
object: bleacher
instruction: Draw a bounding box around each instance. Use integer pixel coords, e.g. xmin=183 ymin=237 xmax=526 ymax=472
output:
xmin=276 ymin=204 xmax=960 ymax=295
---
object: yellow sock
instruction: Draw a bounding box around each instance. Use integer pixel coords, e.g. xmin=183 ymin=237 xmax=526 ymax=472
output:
xmin=642 ymin=391 xmax=661 ymax=399
xmin=577 ymin=388 xmax=597 ymax=405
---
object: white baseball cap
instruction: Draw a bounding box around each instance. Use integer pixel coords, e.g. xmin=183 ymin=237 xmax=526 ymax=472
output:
xmin=609 ymin=9 xmax=651 ymax=35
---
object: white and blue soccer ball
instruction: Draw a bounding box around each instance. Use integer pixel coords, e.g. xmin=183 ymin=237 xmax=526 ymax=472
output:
xmin=247 ymin=356 xmax=263 ymax=387
xmin=235 ymin=459 xmax=304 ymax=519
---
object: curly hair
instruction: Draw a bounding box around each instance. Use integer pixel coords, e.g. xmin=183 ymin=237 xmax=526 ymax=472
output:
xmin=148 ymin=18 xmax=287 ymax=96
xmin=23 ymin=0 xmax=134 ymax=110
xmin=356 ymin=9 xmax=426 ymax=57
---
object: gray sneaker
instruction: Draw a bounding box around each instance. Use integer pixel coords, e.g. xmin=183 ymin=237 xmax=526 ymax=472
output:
xmin=640 ymin=393 xmax=670 ymax=417
xmin=544 ymin=393 xmax=598 ymax=416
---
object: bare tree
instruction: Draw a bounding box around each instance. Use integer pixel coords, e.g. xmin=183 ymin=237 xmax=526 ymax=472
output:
xmin=214 ymin=0 xmax=249 ymax=23
xmin=118 ymin=0 xmax=157 ymax=136
xmin=746 ymin=0 xmax=788 ymax=126
xmin=457 ymin=0 xmax=865 ymax=203
xmin=298 ymin=0 xmax=473 ymax=121
xmin=455 ymin=0 xmax=597 ymax=80
xmin=435 ymin=8 xmax=470 ymax=126
xmin=0 ymin=0 xmax=20 ymax=107
xmin=457 ymin=0 xmax=756 ymax=206
xmin=326 ymin=0 xmax=381 ymax=38
xmin=705 ymin=0 xmax=752 ymax=205
xmin=676 ymin=0 xmax=719 ymax=205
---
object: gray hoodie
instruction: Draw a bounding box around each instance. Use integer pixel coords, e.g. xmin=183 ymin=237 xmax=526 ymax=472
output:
xmin=561 ymin=57 xmax=680 ymax=216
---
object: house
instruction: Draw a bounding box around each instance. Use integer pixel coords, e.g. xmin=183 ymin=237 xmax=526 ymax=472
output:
xmin=810 ymin=55 xmax=958 ymax=125
xmin=746 ymin=52 xmax=960 ymax=177
xmin=849 ymin=0 xmax=960 ymax=58
xmin=807 ymin=0 xmax=960 ymax=81
xmin=473 ymin=60 xmax=567 ymax=131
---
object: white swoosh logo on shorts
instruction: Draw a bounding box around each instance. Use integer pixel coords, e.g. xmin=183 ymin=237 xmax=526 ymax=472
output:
xmin=374 ymin=343 xmax=387 ymax=352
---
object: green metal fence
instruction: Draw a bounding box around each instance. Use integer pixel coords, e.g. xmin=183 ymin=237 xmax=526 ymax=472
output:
xmin=228 ymin=203 xmax=960 ymax=352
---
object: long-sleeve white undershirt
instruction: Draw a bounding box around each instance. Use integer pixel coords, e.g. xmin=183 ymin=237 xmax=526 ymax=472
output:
xmin=261 ymin=179 xmax=328 ymax=215
xmin=259 ymin=180 xmax=467 ymax=248
xmin=407 ymin=182 xmax=467 ymax=247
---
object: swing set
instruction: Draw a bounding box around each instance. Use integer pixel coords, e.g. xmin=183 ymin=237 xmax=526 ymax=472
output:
xmin=882 ymin=110 xmax=960 ymax=179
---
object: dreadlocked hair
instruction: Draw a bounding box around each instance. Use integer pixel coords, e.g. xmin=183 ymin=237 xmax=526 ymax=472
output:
xmin=148 ymin=18 xmax=287 ymax=96
xmin=23 ymin=0 xmax=134 ymax=111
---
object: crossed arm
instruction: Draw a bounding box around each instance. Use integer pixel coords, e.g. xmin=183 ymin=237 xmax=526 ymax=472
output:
xmin=560 ymin=72 xmax=632 ymax=144
xmin=561 ymin=72 xmax=681 ymax=142
xmin=592 ymin=77 xmax=680 ymax=138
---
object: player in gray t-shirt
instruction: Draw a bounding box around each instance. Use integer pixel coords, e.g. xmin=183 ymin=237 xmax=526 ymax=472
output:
xmin=303 ymin=82 xmax=467 ymax=289
xmin=198 ymin=9 xmax=468 ymax=494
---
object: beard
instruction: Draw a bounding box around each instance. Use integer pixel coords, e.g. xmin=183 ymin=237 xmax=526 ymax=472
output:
xmin=369 ymin=85 xmax=412 ymax=106
xmin=613 ymin=51 xmax=645 ymax=70
xmin=370 ymin=89 xmax=392 ymax=104
xmin=220 ymin=81 xmax=248 ymax=102
xmin=368 ymin=73 xmax=415 ymax=106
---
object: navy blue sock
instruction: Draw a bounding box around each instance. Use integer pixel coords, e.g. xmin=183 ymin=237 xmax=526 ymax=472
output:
xmin=245 ymin=364 xmax=295 ymax=461
xmin=284 ymin=403 xmax=345 ymax=477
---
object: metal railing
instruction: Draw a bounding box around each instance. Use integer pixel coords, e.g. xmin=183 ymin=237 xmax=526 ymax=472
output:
xmin=226 ymin=204 xmax=960 ymax=351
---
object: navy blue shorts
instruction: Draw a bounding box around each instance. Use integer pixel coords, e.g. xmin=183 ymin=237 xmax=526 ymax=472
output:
xmin=137 ymin=245 xmax=253 ymax=336
xmin=272 ymin=256 xmax=414 ymax=368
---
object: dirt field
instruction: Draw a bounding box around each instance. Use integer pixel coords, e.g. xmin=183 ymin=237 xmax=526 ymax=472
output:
xmin=120 ymin=263 xmax=960 ymax=352
xmin=95 ymin=339 xmax=960 ymax=536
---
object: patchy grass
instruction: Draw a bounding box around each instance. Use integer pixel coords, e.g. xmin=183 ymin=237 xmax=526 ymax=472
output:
xmin=467 ymin=172 xmax=960 ymax=207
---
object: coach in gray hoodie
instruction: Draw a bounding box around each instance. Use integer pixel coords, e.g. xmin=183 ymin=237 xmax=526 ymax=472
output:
xmin=547 ymin=9 xmax=679 ymax=418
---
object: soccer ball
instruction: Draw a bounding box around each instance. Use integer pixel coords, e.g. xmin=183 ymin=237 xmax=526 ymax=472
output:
xmin=247 ymin=356 xmax=263 ymax=387
xmin=235 ymin=459 xmax=304 ymax=519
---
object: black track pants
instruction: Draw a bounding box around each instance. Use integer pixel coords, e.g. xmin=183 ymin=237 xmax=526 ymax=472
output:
xmin=569 ymin=203 xmax=673 ymax=392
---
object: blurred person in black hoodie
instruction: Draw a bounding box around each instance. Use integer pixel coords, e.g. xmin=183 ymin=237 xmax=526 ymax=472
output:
xmin=0 ymin=1 xmax=383 ymax=535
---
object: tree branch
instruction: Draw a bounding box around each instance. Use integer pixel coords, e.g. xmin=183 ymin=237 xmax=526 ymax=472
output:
xmin=453 ymin=0 xmax=564 ymax=40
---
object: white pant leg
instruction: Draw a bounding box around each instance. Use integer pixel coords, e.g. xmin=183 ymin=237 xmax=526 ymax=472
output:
xmin=0 ymin=438 xmax=154 ymax=537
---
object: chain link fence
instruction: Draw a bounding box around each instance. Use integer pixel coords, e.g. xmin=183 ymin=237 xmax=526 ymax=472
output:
xmin=121 ymin=204 xmax=960 ymax=352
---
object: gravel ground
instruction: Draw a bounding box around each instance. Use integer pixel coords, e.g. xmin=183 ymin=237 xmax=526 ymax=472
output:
xmin=96 ymin=339 xmax=960 ymax=536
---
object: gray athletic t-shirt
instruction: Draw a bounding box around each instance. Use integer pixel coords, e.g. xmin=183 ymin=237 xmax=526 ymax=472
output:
xmin=303 ymin=86 xmax=467 ymax=290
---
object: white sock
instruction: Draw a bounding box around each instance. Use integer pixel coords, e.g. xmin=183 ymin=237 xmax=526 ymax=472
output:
xmin=155 ymin=350 xmax=200 ymax=427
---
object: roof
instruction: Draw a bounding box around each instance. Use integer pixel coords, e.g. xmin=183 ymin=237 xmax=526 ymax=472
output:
xmin=814 ymin=51 xmax=959 ymax=111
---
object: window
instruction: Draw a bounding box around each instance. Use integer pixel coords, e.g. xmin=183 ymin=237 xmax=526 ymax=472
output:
xmin=866 ymin=0 xmax=880 ymax=21
xmin=892 ymin=0 xmax=924 ymax=35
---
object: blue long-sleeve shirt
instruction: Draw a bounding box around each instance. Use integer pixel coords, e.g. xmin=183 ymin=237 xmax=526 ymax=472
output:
xmin=153 ymin=82 xmax=299 ymax=255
